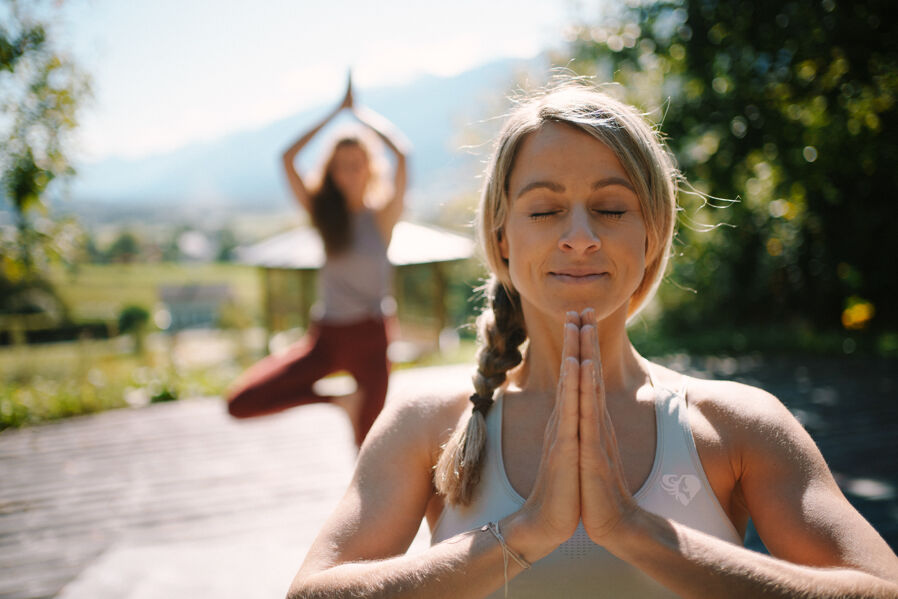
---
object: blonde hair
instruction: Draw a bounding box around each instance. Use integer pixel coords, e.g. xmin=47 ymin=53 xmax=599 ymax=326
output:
xmin=434 ymin=82 xmax=679 ymax=506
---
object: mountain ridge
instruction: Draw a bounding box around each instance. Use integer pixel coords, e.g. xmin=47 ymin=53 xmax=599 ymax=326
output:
xmin=71 ymin=55 xmax=549 ymax=220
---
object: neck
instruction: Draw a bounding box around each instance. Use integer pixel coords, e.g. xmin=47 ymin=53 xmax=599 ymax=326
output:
xmin=346 ymin=183 xmax=369 ymax=213
xmin=346 ymin=197 xmax=365 ymax=213
xmin=512 ymin=302 xmax=648 ymax=401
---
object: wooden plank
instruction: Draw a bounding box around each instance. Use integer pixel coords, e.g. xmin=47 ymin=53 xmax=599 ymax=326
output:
xmin=0 ymin=365 xmax=471 ymax=599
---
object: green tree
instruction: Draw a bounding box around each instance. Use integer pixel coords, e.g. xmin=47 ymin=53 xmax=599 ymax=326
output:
xmin=1 ymin=0 xmax=90 ymax=316
xmin=215 ymin=227 xmax=238 ymax=262
xmin=118 ymin=304 xmax=150 ymax=354
xmin=566 ymin=0 xmax=897 ymax=334
xmin=106 ymin=230 xmax=141 ymax=263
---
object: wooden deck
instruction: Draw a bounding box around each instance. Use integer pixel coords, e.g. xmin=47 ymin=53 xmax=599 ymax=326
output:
xmin=1 ymin=357 xmax=896 ymax=599
xmin=0 ymin=365 xmax=471 ymax=599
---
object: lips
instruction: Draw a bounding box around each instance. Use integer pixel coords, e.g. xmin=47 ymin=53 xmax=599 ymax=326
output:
xmin=548 ymin=268 xmax=609 ymax=282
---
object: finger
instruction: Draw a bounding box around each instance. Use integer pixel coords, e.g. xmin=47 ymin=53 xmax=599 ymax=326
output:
xmin=578 ymin=310 xmax=604 ymax=408
xmin=559 ymin=314 xmax=580 ymax=385
xmin=546 ymin=312 xmax=580 ymax=430
xmin=579 ymin=307 xmax=595 ymax=327
xmin=579 ymin=323 xmax=596 ymax=367
xmin=544 ymin=356 xmax=578 ymax=451
xmin=579 ymin=358 xmax=600 ymax=446
xmin=578 ymin=322 xmax=601 ymax=391
xmin=545 ymin=315 xmax=580 ymax=449
xmin=565 ymin=310 xmax=580 ymax=345
xmin=555 ymin=323 xmax=580 ymax=440
xmin=578 ymin=308 xmax=597 ymax=361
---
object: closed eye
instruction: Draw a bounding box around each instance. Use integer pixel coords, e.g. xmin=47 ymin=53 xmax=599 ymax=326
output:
xmin=529 ymin=211 xmax=560 ymax=221
xmin=595 ymin=210 xmax=625 ymax=220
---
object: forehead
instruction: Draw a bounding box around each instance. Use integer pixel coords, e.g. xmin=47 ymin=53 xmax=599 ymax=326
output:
xmin=507 ymin=122 xmax=630 ymax=195
xmin=333 ymin=143 xmax=368 ymax=162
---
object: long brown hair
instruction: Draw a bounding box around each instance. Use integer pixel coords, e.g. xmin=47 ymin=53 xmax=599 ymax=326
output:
xmin=310 ymin=138 xmax=367 ymax=255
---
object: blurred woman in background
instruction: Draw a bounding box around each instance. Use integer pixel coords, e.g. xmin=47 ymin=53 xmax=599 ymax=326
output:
xmin=227 ymin=76 xmax=409 ymax=448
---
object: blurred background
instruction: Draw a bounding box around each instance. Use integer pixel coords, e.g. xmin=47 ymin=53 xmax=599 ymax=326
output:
xmin=3 ymin=0 xmax=896 ymax=422
xmin=1 ymin=0 xmax=897 ymax=596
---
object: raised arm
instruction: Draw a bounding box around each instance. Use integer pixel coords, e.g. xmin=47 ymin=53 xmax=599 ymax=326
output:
xmin=351 ymin=104 xmax=410 ymax=238
xmin=282 ymin=81 xmax=352 ymax=214
xmin=287 ymin=392 xmax=536 ymax=599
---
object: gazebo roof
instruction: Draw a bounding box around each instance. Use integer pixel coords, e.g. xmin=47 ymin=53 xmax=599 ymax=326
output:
xmin=235 ymin=220 xmax=475 ymax=269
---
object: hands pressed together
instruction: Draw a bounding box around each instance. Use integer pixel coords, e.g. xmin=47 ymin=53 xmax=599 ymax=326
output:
xmin=516 ymin=309 xmax=641 ymax=558
xmin=340 ymin=72 xmax=354 ymax=110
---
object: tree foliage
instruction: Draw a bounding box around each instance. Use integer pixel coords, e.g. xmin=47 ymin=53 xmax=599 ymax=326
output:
xmin=1 ymin=0 xmax=89 ymax=315
xmin=566 ymin=0 xmax=897 ymax=334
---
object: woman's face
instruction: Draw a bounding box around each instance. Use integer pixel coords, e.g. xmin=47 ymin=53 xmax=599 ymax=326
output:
xmin=499 ymin=122 xmax=647 ymax=324
xmin=330 ymin=143 xmax=371 ymax=207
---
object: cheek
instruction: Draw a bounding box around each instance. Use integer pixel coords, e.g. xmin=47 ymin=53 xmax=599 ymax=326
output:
xmin=622 ymin=227 xmax=649 ymax=273
xmin=501 ymin=218 xmax=530 ymax=263
xmin=503 ymin=225 xmax=544 ymax=282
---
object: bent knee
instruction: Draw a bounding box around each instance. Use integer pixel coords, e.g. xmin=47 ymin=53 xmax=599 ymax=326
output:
xmin=226 ymin=389 xmax=258 ymax=419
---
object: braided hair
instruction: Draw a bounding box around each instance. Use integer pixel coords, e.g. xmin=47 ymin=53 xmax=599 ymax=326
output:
xmin=433 ymin=276 xmax=526 ymax=505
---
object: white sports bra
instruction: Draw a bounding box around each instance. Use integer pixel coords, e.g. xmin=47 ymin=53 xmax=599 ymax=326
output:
xmin=431 ymin=378 xmax=742 ymax=598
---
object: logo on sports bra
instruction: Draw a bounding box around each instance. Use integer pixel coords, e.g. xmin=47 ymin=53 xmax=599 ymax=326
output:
xmin=661 ymin=474 xmax=701 ymax=506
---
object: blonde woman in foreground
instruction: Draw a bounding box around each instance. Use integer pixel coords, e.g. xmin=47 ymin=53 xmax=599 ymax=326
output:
xmin=286 ymin=83 xmax=898 ymax=598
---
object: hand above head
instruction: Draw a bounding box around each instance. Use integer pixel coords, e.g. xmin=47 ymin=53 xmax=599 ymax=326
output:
xmin=341 ymin=71 xmax=354 ymax=110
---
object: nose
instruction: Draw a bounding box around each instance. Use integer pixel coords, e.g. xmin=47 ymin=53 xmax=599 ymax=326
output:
xmin=559 ymin=207 xmax=601 ymax=253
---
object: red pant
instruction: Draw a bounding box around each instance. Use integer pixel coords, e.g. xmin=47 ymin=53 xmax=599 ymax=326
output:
xmin=227 ymin=317 xmax=391 ymax=446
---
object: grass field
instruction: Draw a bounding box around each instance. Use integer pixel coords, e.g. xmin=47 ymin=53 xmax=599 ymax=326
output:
xmin=48 ymin=262 xmax=263 ymax=323
xmin=5 ymin=261 xmax=894 ymax=430
xmin=2 ymin=258 xmax=479 ymax=430
xmin=2 ymin=262 xmax=261 ymax=429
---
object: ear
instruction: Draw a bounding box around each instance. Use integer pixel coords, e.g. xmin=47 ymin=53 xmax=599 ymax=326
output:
xmin=498 ymin=228 xmax=509 ymax=260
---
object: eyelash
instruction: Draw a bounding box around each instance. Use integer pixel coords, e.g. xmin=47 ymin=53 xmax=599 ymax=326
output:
xmin=529 ymin=210 xmax=625 ymax=221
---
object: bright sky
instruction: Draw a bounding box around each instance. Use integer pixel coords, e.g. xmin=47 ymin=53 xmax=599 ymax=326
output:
xmin=61 ymin=0 xmax=606 ymax=162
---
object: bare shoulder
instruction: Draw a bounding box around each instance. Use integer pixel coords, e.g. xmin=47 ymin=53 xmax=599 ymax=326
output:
xmin=649 ymin=362 xmax=792 ymax=436
xmin=685 ymin=376 xmax=789 ymax=429
xmin=648 ymin=361 xmax=814 ymax=469
xmin=296 ymin=372 xmax=473 ymax=572
xmin=649 ymin=362 xmax=898 ymax=575
xmin=365 ymin=372 xmax=473 ymax=468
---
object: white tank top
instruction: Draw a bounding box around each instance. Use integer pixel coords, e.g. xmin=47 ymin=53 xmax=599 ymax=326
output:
xmin=314 ymin=209 xmax=391 ymax=323
xmin=431 ymin=379 xmax=743 ymax=598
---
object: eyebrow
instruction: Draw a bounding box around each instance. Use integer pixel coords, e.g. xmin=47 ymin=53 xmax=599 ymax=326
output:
xmin=515 ymin=176 xmax=636 ymax=199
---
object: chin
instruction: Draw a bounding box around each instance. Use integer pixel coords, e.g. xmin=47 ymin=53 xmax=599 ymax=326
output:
xmin=561 ymin=300 xmax=595 ymax=313
xmin=542 ymin=300 xmax=597 ymax=320
xmin=545 ymin=295 xmax=630 ymax=323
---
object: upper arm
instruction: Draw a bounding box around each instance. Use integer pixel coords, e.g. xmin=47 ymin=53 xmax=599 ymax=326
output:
xmin=282 ymin=152 xmax=312 ymax=213
xmin=296 ymin=391 xmax=459 ymax=578
xmin=374 ymin=155 xmax=406 ymax=240
xmin=717 ymin=385 xmax=898 ymax=580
